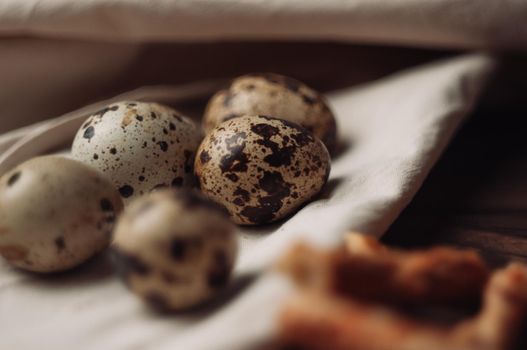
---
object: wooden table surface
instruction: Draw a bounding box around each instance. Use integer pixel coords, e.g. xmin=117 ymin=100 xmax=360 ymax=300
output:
xmin=382 ymin=105 xmax=527 ymax=266
xmin=382 ymin=103 xmax=527 ymax=349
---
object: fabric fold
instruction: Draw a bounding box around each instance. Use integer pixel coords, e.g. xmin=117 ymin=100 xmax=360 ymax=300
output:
xmin=151 ymin=53 xmax=497 ymax=350
xmin=0 ymin=0 xmax=526 ymax=49
xmin=0 ymin=53 xmax=496 ymax=350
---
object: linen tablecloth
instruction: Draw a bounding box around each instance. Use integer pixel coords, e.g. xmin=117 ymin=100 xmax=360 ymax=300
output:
xmin=1 ymin=1 xmax=522 ymax=349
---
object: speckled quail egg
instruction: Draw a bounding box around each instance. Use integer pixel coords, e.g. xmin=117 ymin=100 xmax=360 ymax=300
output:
xmin=203 ymin=73 xmax=337 ymax=153
xmin=71 ymin=101 xmax=201 ymax=203
xmin=111 ymin=188 xmax=237 ymax=311
xmin=0 ymin=155 xmax=123 ymax=272
xmin=195 ymin=115 xmax=331 ymax=225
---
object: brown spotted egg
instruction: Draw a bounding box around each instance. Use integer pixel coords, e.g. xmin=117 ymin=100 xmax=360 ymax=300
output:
xmin=71 ymin=101 xmax=201 ymax=203
xmin=111 ymin=189 xmax=237 ymax=311
xmin=195 ymin=115 xmax=331 ymax=225
xmin=0 ymin=155 xmax=123 ymax=272
xmin=203 ymin=73 xmax=337 ymax=153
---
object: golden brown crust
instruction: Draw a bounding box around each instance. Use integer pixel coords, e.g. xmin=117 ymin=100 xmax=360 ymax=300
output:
xmin=277 ymin=234 xmax=527 ymax=350
xmin=278 ymin=233 xmax=490 ymax=305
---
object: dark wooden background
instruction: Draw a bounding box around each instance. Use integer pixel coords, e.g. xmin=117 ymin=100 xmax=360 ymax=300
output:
xmin=382 ymin=106 xmax=527 ymax=266
xmin=381 ymin=57 xmax=527 ymax=349
xmin=382 ymin=54 xmax=527 ymax=267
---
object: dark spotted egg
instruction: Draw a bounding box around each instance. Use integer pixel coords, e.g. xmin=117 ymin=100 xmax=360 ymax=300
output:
xmin=0 ymin=155 xmax=123 ymax=272
xmin=111 ymin=189 xmax=237 ymax=311
xmin=71 ymin=101 xmax=201 ymax=203
xmin=195 ymin=115 xmax=331 ymax=225
xmin=203 ymin=73 xmax=337 ymax=153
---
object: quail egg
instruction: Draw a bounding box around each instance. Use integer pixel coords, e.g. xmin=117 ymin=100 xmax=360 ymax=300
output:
xmin=195 ymin=115 xmax=330 ymax=225
xmin=111 ymin=189 xmax=237 ymax=311
xmin=0 ymin=155 xmax=123 ymax=272
xmin=203 ymin=73 xmax=337 ymax=153
xmin=71 ymin=101 xmax=201 ymax=203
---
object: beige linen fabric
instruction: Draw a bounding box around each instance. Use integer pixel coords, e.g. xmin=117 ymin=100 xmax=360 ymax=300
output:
xmin=0 ymin=0 xmax=512 ymax=349
xmin=0 ymin=0 xmax=526 ymax=47
xmin=0 ymin=54 xmax=495 ymax=350
xmin=0 ymin=0 xmax=525 ymax=131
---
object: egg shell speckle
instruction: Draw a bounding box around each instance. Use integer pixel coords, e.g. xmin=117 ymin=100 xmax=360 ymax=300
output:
xmin=71 ymin=101 xmax=201 ymax=203
xmin=203 ymin=73 xmax=337 ymax=153
xmin=0 ymin=155 xmax=123 ymax=272
xmin=195 ymin=115 xmax=331 ymax=225
xmin=111 ymin=189 xmax=237 ymax=311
